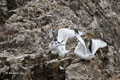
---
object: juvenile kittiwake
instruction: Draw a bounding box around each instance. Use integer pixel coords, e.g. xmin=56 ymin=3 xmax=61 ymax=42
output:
xmin=74 ymin=33 xmax=107 ymax=60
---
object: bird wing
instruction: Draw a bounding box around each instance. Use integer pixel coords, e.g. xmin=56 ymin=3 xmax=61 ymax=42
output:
xmin=90 ymin=39 xmax=107 ymax=55
xmin=57 ymin=28 xmax=75 ymax=45
xmin=74 ymin=41 xmax=94 ymax=60
xmin=86 ymin=40 xmax=93 ymax=53
xmin=75 ymin=34 xmax=88 ymax=55
xmin=74 ymin=42 xmax=85 ymax=55
xmin=76 ymin=35 xmax=86 ymax=46
xmin=58 ymin=28 xmax=85 ymax=44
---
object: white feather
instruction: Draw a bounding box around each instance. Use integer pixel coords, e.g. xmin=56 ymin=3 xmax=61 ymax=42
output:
xmin=57 ymin=28 xmax=85 ymax=56
xmin=49 ymin=28 xmax=85 ymax=57
xmin=57 ymin=45 xmax=69 ymax=57
xmin=74 ymin=34 xmax=107 ymax=60
xmin=88 ymin=39 xmax=107 ymax=55
xmin=58 ymin=28 xmax=76 ymax=44
xmin=49 ymin=41 xmax=63 ymax=54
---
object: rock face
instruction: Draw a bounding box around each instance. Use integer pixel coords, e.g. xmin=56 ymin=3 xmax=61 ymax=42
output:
xmin=0 ymin=0 xmax=120 ymax=80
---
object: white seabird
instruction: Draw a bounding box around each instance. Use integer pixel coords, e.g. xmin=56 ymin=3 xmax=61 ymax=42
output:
xmin=74 ymin=33 xmax=107 ymax=60
xmin=49 ymin=28 xmax=85 ymax=57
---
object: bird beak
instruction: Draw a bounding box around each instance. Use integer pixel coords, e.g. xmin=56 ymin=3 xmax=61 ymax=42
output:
xmin=58 ymin=40 xmax=65 ymax=46
xmin=60 ymin=40 xmax=64 ymax=44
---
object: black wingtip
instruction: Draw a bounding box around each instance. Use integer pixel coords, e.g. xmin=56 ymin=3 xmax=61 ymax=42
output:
xmin=88 ymin=39 xmax=92 ymax=53
xmin=74 ymin=29 xmax=79 ymax=34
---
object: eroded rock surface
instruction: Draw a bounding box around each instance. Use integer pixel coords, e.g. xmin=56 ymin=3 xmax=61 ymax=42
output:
xmin=0 ymin=0 xmax=120 ymax=80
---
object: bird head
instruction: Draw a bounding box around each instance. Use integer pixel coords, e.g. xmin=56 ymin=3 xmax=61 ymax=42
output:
xmin=51 ymin=40 xmax=65 ymax=48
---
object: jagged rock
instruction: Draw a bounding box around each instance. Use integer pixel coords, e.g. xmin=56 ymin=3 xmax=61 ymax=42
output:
xmin=33 ymin=59 xmax=65 ymax=80
xmin=0 ymin=57 xmax=7 ymax=61
xmin=60 ymin=58 xmax=72 ymax=68
xmin=0 ymin=0 xmax=120 ymax=80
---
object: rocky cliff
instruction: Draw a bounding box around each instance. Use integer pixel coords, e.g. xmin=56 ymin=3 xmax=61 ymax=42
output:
xmin=0 ymin=0 xmax=120 ymax=80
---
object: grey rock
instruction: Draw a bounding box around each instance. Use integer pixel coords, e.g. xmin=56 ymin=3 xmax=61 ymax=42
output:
xmin=0 ymin=0 xmax=120 ymax=80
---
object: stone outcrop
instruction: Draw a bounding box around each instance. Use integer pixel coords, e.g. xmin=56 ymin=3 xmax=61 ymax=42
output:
xmin=0 ymin=0 xmax=120 ymax=80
